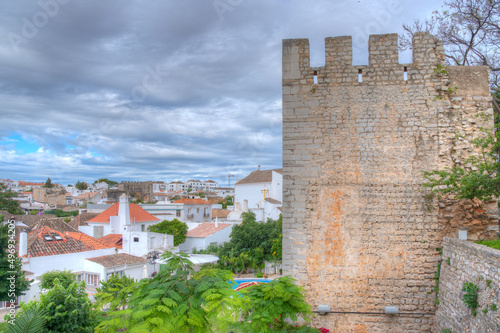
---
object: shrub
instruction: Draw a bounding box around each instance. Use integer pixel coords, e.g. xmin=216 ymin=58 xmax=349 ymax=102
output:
xmin=40 ymin=270 xmax=76 ymax=290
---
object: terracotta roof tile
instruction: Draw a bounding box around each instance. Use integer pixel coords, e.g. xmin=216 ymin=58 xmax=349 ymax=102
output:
xmin=86 ymin=253 xmax=146 ymax=267
xmin=68 ymin=213 xmax=99 ymax=229
xmin=173 ymin=198 xmax=211 ymax=205
xmin=98 ymin=234 xmax=123 ymax=249
xmin=187 ymin=222 xmax=231 ymax=238
xmin=212 ymin=209 xmax=231 ymax=219
xmin=24 ymin=226 xmax=112 ymax=258
xmin=75 ymin=192 xmax=100 ymax=200
xmin=87 ymin=203 xmax=160 ymax=223
xmin=235 ymin=169 xmax=282 ymax=185
xmin=264 ymin=198 xmax=282 ymax=205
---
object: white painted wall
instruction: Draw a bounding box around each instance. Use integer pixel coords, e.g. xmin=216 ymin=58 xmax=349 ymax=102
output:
xmin=179 ymin=224 xmax=233 ymax=252
xmin=270 ymin=171 xmax=283 ymax=203
xmin=22 ymin=247 xmax=116 ymax=278
xmin=235 ymin=182 xmax=268 ymax=211
xmin=122 ymin=229 xmax=174 ymax=257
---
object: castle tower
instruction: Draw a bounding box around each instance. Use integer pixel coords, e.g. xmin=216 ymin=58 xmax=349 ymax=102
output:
xmin=282 ymin=32 xmax=496 ymax=332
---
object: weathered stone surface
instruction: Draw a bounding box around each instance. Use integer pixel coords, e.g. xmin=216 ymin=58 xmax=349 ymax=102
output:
xmin=282 ymin=32 xmax=497 ymax=332
xmin=435 ymin=238 xmax=500 ymax=333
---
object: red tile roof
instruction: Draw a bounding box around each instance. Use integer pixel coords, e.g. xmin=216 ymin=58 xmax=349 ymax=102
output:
xmin=24 ymin=226 xmax=112 ymax=258
xmin=19 ymin=181 xmax=45 ymax=186
xmin=86 ymin=253 xmax=146 ymax=267
xmin=235 ymin=169 xmax=282 ymax=185
xmin=212 ymin=209 xmax=231 ymax=219
xmin=98 ymin=234 xmax=123 ymax=249
xmin=187 ymin=223 xmax=231 ymax=238
xmin=87 ymin=203 xmax=160 ymax=223
xmin=174 ymin=198 xmax=211 ymax=205
xmin=264 ymin=198 xmax=282 ymax=205
xmin=75 ymin=192 xmax=100 ymax=200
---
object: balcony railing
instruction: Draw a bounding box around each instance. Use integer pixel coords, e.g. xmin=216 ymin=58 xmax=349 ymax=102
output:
xmin=203 ymin=214 xmax=210 ymax=218
xmin=187 ymin=214 xmax=194 ymax=219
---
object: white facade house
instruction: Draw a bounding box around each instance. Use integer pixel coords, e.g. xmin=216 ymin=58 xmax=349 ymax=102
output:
xmin=168 ymin=181 xmax=186 ymax=192
xmin=92 ymin=182 xmax=109 ymax=191
xmin=79 ymin=195 xmax=175 ymax=258
xmin=79 ymin=194 xmax=160 ymax=239
xmin=214 ymin=187 xmax=235 ymax=197
xmin=186 ymin=180 xmax=204 ymax=191
xmin=16 ymin=226 xmax=118 ymax=303
xmin=173 ymin=198 xmax=212 ymax=223
xmin=140 ymin=203 xmax=185 ymax=221
xmin=203 ymin=180 xmax=218 ymax=192
xmin=179 ymin=221 xmax=233 ymax=252
xmin=152 ymin=181 xmax=167 ymax=193
xmin=233 ymin=168 xmax=283 ymax=222
xmin=84 ymin=253 xmax=153 ymax=282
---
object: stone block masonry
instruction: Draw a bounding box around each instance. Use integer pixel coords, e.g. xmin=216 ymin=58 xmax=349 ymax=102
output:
xmin=282 ymin=32 xmax=497 ymax=332
xmin=435 ymin=238 xmax=500 ymax=332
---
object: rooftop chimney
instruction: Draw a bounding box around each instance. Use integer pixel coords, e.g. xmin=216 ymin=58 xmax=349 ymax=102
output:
xmin=118 ymin=194 xmax=131 ymax=226
xmin=19 ymin=229 xmax=27 ymax=257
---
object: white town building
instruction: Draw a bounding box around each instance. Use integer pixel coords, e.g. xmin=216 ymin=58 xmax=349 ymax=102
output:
xmin=233 ymin=168 xmax=282 ymax=222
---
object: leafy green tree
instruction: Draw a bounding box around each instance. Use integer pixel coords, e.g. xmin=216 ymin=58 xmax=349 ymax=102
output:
xmin=147 ymin=219 xmax=188 ymax=246
xmin=219 ymin=252 xmax=254 ymax=278
xmin=93 ymin=178 xmax=118 ymax=186
xmin=18 ymin=279 xmax=98 ymax=333
xmin=40 ymin=270 xmax=76 ymax=290
xmin=43 ymin=178 xmax=53 ymax=188
xmin=93 ymin=274 xmax=135 ymax=311
xmin=400 ymin=0 xmax=500 ymax=88
xmin=0 ymin=224 xmax=31 ymax=301
xmin=96 ymin=252 xmax=240 ymax=333
xmin=423 ymin=118 xmax=500 ymax=201
xmin=0 ymin=214 xmax=4 ymax=222
xmin=5 ymin=306 xmax=47 ymax=333
xmin=75 ymin=180 xmax=88 ymax=190
xmin=44 ymin=209 xmax=78 ymax=217
xmin=171 ymin=195 xmax=181 ymax=201
xmin=240 ymin=275 xmax=313 ymax=332
xmin=0 ymin=191 xmax=23 ymax=215
xmin=222 ymin=211 xmax=281 ymax=260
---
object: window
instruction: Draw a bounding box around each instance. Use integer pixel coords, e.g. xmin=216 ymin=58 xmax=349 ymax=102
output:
xmin=134 ymin=237 xmax=139 ymax=242
xmin=107 ymin=270 xmax=124 ymax=278
xmin=42 ymin=234 xmax=53 ymax=241
xmin=188 ymin=208 xmax=192 ymax=214
xmin=196 ymin=208 xmax=200 ymax=214
xmin=52 ymin=234 xmax=63 ymax=241
xmin=141 ymin=224 xmax=145 ymax=232
xmin=176 ymin=210 xmax=181 ymax=217
xmin=86 ymin=274 xmax=100 ymax=286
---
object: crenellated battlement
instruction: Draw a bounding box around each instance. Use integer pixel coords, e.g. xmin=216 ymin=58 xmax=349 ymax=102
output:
xmin=283 ymin=32 xmax=445 ymax=85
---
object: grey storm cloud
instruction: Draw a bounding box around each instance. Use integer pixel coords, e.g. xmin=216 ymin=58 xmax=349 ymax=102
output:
xmin=0 ymin=0 xmax=442 ymax=184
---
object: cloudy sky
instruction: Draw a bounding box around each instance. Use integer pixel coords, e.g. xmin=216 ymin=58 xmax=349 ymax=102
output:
xmin=0 ymin=0 xmax=443 ymax=186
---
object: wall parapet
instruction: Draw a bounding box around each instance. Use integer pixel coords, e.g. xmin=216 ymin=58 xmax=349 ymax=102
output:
xmin=435 ymin=238 xmax=500 ymax=332
xmin=283 ymin=32 xmax=445 ymax=85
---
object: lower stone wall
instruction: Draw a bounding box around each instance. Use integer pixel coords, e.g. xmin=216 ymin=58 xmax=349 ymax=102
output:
xmin=435 ymin=237 xmax=500 ymax=333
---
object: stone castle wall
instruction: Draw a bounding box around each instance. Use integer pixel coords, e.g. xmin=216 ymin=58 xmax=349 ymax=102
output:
xmin=435 ymin=238 xmax=500 ymax=332
xmin=282 ymin=32 xmax=497 ymax=332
